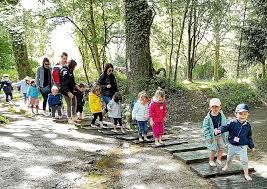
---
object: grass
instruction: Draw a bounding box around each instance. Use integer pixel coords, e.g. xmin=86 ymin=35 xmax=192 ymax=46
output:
xmin=0 ymin=115 xmax=9 ymax=124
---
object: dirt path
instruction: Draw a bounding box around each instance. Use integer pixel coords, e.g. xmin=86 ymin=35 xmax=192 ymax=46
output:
xmin=1 ymin=100 xmax=267 ymax=189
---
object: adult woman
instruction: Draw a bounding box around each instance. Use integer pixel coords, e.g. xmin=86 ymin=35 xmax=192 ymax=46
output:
xmin=98 ymin=63 xmax=118 ymax=113
xmin=60 ymin=59 xmax=80 ymax=124
xmin=13 ymin=76 xmax=31 ymax=104
xmin=36 ymin=58 xmax=53 ymax=113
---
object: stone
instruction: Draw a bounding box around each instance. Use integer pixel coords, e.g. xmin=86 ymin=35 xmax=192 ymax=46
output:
xmin=152 ymin=140 xmax=188 ymax=148
xmin=173 ymin=150 xmax=226 ymax=164
xmin=190 ymin=161 xmax=255 ymax=178
xmin=99 ymin=130 xmax=133 ymax=135
xmin=210 ymin=174 xmax=267 ymax=189
xmin=164 ymin=143 xmax=206 ymax=153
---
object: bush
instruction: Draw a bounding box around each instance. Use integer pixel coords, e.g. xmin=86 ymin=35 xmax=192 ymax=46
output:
xmin=208 ymin=80 xmax=258 ymax=113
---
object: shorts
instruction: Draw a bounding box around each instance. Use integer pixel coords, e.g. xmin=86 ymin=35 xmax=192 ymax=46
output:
xmin=211 ymin=135 xmax=225 ymax=152
xmin=30 ymin=98 xmax=39 ymax=106
xmin=76 ymin=105 xmax=84 ymax=113
xmin=227 ymin=144 xmax=248 ymax=168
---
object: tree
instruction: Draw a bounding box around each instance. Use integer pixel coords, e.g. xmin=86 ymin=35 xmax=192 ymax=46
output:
xmin=125 ymin=0 xmax=154 ymax=94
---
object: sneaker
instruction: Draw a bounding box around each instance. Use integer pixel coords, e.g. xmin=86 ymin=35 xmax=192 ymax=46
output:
xmin=139 ymin=138 xmax=144 ymax=142
xmin=91 ymin=124 xmax=97 ymax=128
xmin=209 ymin=161 xmax=217 ymax=167
xmin=144 ymin=138 xmax=150 ymax=142
xmin=159 ymin=140 xmax=164 ymax=144
xmin=121 ymin=129 xmax=125 ymax=133
xmin=216 ymin=160 xmax=223 ymax=165
xmin=155 ymin=141 xmax=161 ymax=146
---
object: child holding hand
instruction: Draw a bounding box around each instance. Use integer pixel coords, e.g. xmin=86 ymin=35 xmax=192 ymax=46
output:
xmin=203 ymin=98 xmax=227 ymax=167
xmin=215 ymin=103 xmax=256 ymax=181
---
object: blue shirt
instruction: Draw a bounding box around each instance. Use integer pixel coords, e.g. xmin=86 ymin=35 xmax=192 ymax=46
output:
xmin=219 ymin=119 xmax=254 ymax=149
xmin=48 ymin=93 xmax=62 ymax=107
xmin=27 ymin=86 xmax=39 ymax=98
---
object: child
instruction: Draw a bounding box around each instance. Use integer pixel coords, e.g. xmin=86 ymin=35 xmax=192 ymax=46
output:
xmin=13 ymin=76 xmax=31 ymax=104
xmin=0 ymin=74 xmax=13 ymax=102
xmin=89 ymin=85 xmax=104 ymax=128
xmin=132 ymin=92 xmax=150 ymax=142
xmin=107 ymin=92 xmax=124 ymax=133
xmin=48 ymin=86 xmax=63 ymax=119
xmin=131 ymin=90 xmax=147 ymax=126
xmin=149 ymin=87 xmax=167 ymax=146
xmin=76 ymin=83 xmax=86 ymax=120
xmin=27 ymin=79 xmax=39 ymax=114
xmin=203 ymin=98 xmax=227 ymax=167
xmin=215 ymin=103 xmax=256 ymax=181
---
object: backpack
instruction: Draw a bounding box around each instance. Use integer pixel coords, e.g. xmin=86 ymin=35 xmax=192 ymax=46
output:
xmin=52 ymin=64 xmax=62 ymax=84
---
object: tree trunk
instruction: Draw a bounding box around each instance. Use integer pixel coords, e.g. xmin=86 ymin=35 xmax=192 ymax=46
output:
xmin=168 ymin=0 xmax=174 ymax=80
xmin=125 ymin=0 xmax=154 ymax=95
xmin=237 ymin=0 xmax=247 ymax=78
xmin=262 ymin=58 xmax=266 ymax=78
xmin=10 ymin=30 xmax=33 ymax=80
xmin=214 ymin=22 xmax=220 ymax=81
xmin=187 ymin=2 xmax=193 ymax=82
xmin=174 ymin=0 xmax=190 ymax=83
xmin=89 ymin=0 xmax=102 ymax=74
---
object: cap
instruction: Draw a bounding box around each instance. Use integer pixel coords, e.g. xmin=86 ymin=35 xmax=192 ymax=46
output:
xmin=3 ymin=74 xmax=9 ymax=77
xmin=209 ymin=98 xmax=221 ymax=107
xmin=235 ymin=103 xmax=249 ymax=113
xmin=24 ymin=76 xmax=31 ymax=81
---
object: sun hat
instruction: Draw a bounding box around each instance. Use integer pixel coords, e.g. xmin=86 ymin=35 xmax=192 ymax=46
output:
xmin=209 ymin=98 xmax=221 ymax=107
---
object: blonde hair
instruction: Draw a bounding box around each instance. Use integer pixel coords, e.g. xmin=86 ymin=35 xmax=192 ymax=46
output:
xmin=138 ymin=90 xmax=148 ymax=100
xmin=51 ymin=85 xmax=59 ymax=92
xmin=155 ymin=87 xmax=165 ymax=99
xmin=91 ymin=84 xmax=101 ymax=94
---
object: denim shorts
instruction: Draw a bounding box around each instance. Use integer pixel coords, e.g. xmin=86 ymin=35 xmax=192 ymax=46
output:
xmin=227 ymin=143 xmax=248 ymax=168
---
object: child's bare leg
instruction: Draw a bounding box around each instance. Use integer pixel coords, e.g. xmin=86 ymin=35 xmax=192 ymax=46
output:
xmin=244 ymin=168 xmax=252 ymax=181
xmin=217 ymin=150 xmax=223 ymax=161
xmin=155 ymin=138 xmax=160 ymax=145
xmin=36 ymin=106 xmax=39 ymax=114
xmin=209 ymin=151 xmax=215 ymax=162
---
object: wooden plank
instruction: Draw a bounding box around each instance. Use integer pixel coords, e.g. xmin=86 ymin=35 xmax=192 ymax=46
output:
xmin=152 ymin=140 xmax=188 ymax=148
xmin=173 ymin=150 xmax=226 ymax=164
xmin=210 ymin=174 xmax=267 ymax=189
xmin=190 ymin=161 xmax=255 ymax=178
xmin=164 ymin=143 xmax=206 ymax=153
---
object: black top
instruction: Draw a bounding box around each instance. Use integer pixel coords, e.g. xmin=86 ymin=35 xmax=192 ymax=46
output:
xmin=0 ymin=80 xmax=13 ymax=93
xmin=210 ymin=112 xmax=221 ymax=129
xmin=75 ymin=89 xmax=85 ymax=106
xmin=43 ymin=67 xmax=50 ymax=87
xmin=60 ymin=65 xmax=76 ymax=95
xmin=97 ymin=73 xmax=118 ymax=97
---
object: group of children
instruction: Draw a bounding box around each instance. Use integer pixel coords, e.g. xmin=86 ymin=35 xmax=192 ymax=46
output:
xmin=1 ymin=74 xmax=256 ymax=180
xmin=203 ymin=98 xmax=255 ymax=181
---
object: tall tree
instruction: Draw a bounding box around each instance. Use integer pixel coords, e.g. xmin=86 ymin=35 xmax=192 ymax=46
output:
xmin=125 ymin=0 xmax=154 ymax=94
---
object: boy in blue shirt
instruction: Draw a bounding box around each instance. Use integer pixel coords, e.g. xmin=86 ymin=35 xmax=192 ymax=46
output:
xmin=215 ymin=103 xmax=256 ymax=181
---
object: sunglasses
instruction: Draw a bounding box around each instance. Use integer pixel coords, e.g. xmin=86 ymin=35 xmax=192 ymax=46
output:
xmin=108 ymin=69 xmax=113 ymax=73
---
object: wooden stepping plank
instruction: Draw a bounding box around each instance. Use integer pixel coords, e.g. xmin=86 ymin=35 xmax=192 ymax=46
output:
xmin=173 ymin=150 xmax=226 ymax=164
xmin=81 ymin=126 xmax=110 ymax=130
xmin=116 ymin=133 xmax=153 ymax=141
xmin=190 ymin=161 xmax=255 ymax=178
xmin=210 ymin=174 xmax=267 ymax=189
xmin=98 ymin=130 xmax=134 ymax=135
xmin=152 ymin=140 xmax=188 ymax=148
xmin=164 ymin=143 xmax=206 ymax=153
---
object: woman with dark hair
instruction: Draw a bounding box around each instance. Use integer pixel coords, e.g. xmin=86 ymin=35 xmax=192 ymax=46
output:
xmin=60 ymin=59 xmax=80 ymax=124
xmin=36 ymin=57 xmax=53 ymax=114
xmin=98 ymin=63 xmax=118 ymax=113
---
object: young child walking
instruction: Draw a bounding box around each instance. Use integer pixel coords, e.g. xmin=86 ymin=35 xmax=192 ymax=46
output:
xmin=0 ymin=74 xmax=13 ymax=102
xmin=132 ymin=92 xmax=150 ymax=142
xmin=203 ymin=98 xmax=227 ymax=167
xmin=215 ymin=103 xmax=256 ymax=181
xmin=48 ymin=86 xmax=63 ymax=119
xmin=76 ymin=83 xmax=86 ymax=120
xmin=107 ymin=92 xmax=124 ymax=133
xmin=27 ymin=79 xmax=39 ymax=114
xmin=89 ymin=85 xmax=104 ymax=128
xmin=149 ymin=87 xmax=167 ymax=146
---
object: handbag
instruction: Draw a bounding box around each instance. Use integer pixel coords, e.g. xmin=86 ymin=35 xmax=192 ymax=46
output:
xmin=41 ymin=86 xmax=51 ymax=94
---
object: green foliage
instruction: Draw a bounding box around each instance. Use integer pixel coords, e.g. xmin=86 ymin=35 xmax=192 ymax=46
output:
xmin=193 ymin=60 xmax=225 ymax=80
xmin=0 ymin=27 xmax=15 ymax=70
xmin=0 ymin=115 xmax=9 ymax=124
xmin=208 ymin=80 xmax=258 ymax=113
xmin=113 ymin=55 xmax=125 ymax=67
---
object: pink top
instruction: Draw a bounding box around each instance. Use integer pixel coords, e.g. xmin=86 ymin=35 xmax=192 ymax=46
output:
xmin=149 ymin=98 xmax=167 ymax=123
